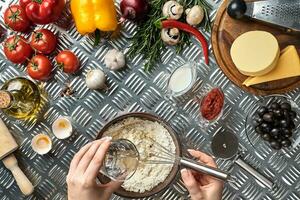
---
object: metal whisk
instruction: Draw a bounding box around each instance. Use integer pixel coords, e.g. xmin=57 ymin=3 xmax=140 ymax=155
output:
xmin=141 ymin=138 xmax=230 ymax=181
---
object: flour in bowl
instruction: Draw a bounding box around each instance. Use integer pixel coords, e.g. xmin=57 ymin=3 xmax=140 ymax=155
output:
xmin=103 ymin=117 xmax=176 ymax=193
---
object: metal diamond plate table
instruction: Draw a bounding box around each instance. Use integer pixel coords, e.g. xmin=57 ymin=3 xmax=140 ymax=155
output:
xmin=0 ymin=0 xmax=300 ymax=200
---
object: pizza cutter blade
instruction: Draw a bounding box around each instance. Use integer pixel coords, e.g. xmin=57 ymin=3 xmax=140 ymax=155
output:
xmin=211 ymin=131 xmax=273 ymax=190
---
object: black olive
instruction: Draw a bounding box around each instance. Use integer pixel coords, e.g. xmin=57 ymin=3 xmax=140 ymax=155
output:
xmin=257 ymin=106 xmax=268 ymax=117
xmin=273 ymin=120 xmax=280 ymax=127
xmin=289 ymin=121 xmax=296 ymax=129
xmin=280 ymin=119 xmax=289 ymax=128
xmin=289 ymin=110 xmax=297 ymax=119
xmin=271 ymin=102 xmax=280 ymax=110
xmin=270 ymin=140 xmax=282 ymax=150
xmin=282 ymin=128 xmax=293 ymax=138
xmin=283 ymin=109 xmax=290 ymax=118
xmin=270 ymin=128 xmax=280 ymax=137
xmin=262 ymin=133 xmax=271 ymax=141
xmin=281 ymin=102 xmax=291 ymax=110
xmin=273 ymin=109 xmax=283 ymax=118
xmin=255 ymin=126 xmax=264 ymax=135
xmin=227 ymin=0 xmax=247 ymax=19
xmin=281 ymin=139 xmax=292 ymax=147
xmin=263 ymin=113 xmax=274 ymax=123
xmin=261 ymin=123 xmax=271 ymax=132
xmin=276 ymin=136 xmax=284 ymax=143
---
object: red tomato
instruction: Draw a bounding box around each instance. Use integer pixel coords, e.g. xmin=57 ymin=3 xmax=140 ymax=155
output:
xmin=20 ymin=0 xmax=65 ymax=24
xmin=4 ymin=35 xmax=32 ymax=64
xmin=55 ymin=50 xmax=80 ymax=73
xmin=27 ymin=55 xmax=52 ymax=80
xmin=4 ymin=5 xmax=30 ymax=32
xmin=30 ymin=29 xmax=57 ymax=54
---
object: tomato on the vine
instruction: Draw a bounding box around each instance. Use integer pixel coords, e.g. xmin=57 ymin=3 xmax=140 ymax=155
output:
xmin=4 ymin=5 xmax=30 ymax=32
xmin=30 ymin=29 xmax=57 ymax=54
xmin=4 ymin=35 xmax=33 ymax=64
xmin=55 ymin=50 xmax=80 ymax=73
xmin=27 ymin=55 xmax=52 ymax=80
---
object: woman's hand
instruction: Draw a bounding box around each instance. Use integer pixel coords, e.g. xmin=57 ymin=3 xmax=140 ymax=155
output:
xmin=181 ymin=150 xmax=224 ymax=200
xmin=67 ymin=137 xmax=121 ymax=200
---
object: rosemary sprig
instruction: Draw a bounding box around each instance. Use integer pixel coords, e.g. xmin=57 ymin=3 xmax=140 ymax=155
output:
xmin=128 ymin=0 xmax=212 ymax=71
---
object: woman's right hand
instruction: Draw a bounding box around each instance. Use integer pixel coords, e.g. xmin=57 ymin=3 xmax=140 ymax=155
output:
xmin=181 ymin=150 xmax=224 ymax=200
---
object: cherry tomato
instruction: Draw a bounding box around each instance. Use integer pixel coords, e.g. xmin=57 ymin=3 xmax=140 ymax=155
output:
xmin=30 ymin=29 xmax=57 ymax=54
xmin=4 ymin=5 xmax=30 ymax=32
xmin=27 ymin=55 xmax=52 ymax=80
xmin=55 ymin=50 xmax=80 ymax=73
xmin=20 ymin=0 xmax=65 ymax=24
xmin=4 ymin=35 xmax=32 ymax=64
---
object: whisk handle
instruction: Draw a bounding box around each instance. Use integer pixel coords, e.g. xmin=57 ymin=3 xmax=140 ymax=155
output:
xmin=180 ymin=158 xmax=229 ymax=181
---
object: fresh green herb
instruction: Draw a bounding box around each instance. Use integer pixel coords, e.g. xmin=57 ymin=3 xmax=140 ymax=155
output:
xmin=128 ymin=0 xmax=212 ymax=71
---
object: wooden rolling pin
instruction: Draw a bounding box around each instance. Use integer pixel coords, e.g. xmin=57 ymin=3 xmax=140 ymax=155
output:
xmin=0 ymin=118 xmax=34 ymax=196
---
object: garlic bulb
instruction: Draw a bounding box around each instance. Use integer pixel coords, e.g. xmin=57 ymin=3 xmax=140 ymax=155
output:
xmin=162 ymin=1 xmax=184 ymax=20
xmin=104 ymin=49 xmax=126 ymax=71
xmin=161 ymin=28 xmax=180 ymax=45
xmin=185 ymin=5 xmax=204 ymax=26
xmin=86 ymin=69 xmax=106 ymax=90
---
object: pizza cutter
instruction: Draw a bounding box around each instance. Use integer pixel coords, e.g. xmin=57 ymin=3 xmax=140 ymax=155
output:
xmin=211 ymin=131 xmax=273 ymax=190
xmin=227 ymin=0 xmax=300 ymax=34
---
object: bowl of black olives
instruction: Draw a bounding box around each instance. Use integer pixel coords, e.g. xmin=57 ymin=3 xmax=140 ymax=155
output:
xmin=245 ymin=95 xmax=299 ymax=151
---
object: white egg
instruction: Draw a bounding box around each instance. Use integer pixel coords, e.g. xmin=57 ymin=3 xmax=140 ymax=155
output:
xmin=52 ymin=116 xmax=73 ymax=139
xmin=31 ymin=134 xmax=52 ymax=155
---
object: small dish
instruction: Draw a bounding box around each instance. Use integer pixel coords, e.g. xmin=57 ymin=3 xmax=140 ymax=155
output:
xmin=52 ymin=116 xmax=73 ymax=139
xmin=167 ymin=62 xmax=197 ymax=97
xmin=196 ymin=85 xmax=225 ymax=127
xmin=245 ymin=95 xmax=300 ymax=152
xmin=31 ymin=134 xmax=52 ymax=155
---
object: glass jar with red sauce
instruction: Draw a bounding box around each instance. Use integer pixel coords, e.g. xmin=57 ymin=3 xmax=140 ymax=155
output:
xmin=197 ymin=87 xmax=224 ymax=126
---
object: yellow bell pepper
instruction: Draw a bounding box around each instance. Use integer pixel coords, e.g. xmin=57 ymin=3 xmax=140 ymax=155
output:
xmin=71 ymin=0 xmax=118 ymax=35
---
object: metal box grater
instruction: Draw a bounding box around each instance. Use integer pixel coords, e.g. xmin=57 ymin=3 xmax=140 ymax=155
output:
xmin=244 ymin=0 xmax=300 ymax=33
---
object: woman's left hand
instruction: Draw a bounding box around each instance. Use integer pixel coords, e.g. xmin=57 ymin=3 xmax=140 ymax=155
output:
xmin=66 ymin=137 xmax=121 ymax=200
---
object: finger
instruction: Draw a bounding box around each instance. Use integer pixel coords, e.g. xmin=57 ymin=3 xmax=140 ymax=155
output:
xmin=181 ymin=169 xmax=204 ymax=200
xmin=188 ymin=149 xmax=216 ymax=168
xmin=99 ymin=181 xmax=122 ymax=200
xmin=99 ymin=180 xmax=122 ymax=194
xmin=75 ymin=139 xmax=106 ymax=174
xmin=68 ymin=142 xmax=93 ymax=175
xmin=85 ymin=139 xmax=111 ymax=182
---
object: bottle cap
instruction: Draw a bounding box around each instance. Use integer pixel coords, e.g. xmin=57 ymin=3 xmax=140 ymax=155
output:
xmin=0 ymin=91 xmax=12 ymax=109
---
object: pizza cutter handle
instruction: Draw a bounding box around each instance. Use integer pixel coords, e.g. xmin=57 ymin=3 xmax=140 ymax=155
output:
xmin=235 ymin=158 xmax=273 ymax=190
xmin=180 ymin=158 xmax=229 ymax=181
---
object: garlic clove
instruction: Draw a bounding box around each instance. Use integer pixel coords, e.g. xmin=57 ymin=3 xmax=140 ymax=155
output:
xmin=104 ymin=49 xmax=126 ymax=71
xmin=52 ymin=116 xmax=73 ymax=139
xmin=86 ymin=69 xmax=106 ymax=90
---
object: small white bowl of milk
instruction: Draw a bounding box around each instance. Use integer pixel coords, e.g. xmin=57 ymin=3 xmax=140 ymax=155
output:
xmin=167 ymin=63 xmax=197 ymax=97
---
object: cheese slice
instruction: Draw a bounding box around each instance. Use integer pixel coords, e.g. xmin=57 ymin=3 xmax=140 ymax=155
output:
xmin=231 ymin=31 xmax=280 ymax=76
xmin=243 ymin=45 xmax=300 ymax=86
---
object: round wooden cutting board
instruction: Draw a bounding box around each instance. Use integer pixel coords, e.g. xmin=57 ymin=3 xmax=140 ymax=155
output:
xmin=212 ymin=0 xmax=300 ymax=96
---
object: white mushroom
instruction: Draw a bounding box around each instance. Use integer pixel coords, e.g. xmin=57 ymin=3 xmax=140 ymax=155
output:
xmin=161 ymin=28 xmax=180 ymax=45
xmin=185 ymin=5 xmax=204 ymax=26
xmin=104 ymin=49 xmax=126 ymax=71
xmin=162 ymin=1 xmax=184 ymax=20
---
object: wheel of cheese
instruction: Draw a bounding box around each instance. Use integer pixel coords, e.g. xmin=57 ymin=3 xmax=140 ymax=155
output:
xmin=230 ymin=31 xmax=280 ymax=76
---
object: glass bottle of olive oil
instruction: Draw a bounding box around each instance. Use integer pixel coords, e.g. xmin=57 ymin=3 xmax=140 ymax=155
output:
xmin=0 ymin=77 xmax=47 ymax=121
